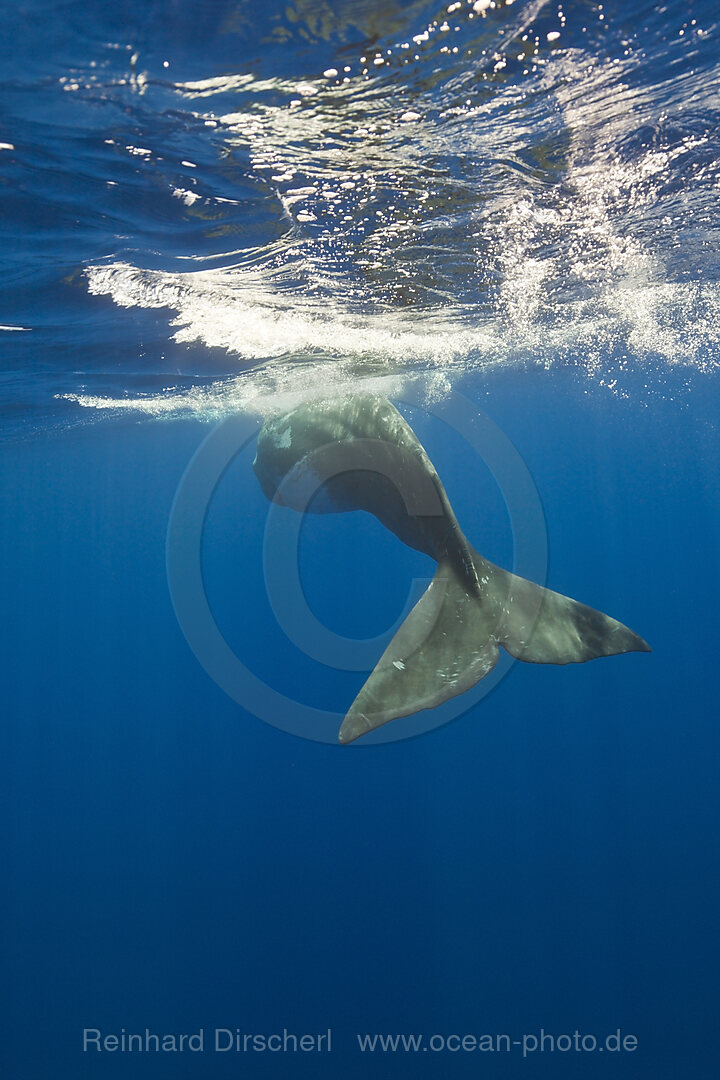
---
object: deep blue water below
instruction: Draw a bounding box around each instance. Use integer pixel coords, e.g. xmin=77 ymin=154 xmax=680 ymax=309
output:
xmin=2 ymin=1 xmax=720 ymax=1077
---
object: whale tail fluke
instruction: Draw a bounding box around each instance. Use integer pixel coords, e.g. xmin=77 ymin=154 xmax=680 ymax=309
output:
xmin=338 ymin=550 xmax=650 ymax=744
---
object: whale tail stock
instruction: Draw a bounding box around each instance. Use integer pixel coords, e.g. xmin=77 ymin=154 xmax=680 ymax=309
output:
xmin=338 ymin=549 xmax=650 ymax=744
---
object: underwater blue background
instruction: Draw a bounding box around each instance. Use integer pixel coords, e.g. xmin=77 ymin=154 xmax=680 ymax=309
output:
xmin=2 ymin=1 xmax=719 ymax=1077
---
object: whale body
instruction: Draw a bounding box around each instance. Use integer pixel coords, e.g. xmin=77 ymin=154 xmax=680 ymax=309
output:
xmin=253 ymin=394 xmax=650 ymax=744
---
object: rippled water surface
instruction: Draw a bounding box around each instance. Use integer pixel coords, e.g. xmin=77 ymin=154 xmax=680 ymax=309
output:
xmin=2 ymin=0 xmax=719 ymax=433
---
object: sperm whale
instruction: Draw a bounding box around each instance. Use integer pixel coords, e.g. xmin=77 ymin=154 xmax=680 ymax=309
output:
xmin=253 ymin=394 xmax=650 ymax=744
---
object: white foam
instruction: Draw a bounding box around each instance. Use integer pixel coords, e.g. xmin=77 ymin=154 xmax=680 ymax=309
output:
xmin=72 ymin=48 xmax=720 ymax=424
xmin=76 ymin=252 xmax=720 ymax=423
xmin=59 ymin=364 xmax=440 ymax=424
xmin=85 ymin=261 xmax=497 ymax=367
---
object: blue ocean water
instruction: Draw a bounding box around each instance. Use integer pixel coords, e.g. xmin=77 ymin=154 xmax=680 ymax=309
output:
xmin=1 ymin=0 xmax=719 ymax=1077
